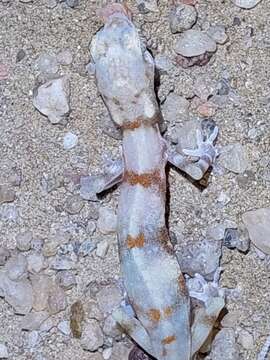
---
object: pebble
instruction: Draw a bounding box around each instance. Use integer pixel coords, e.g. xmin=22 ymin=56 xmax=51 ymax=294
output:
xmin=177 ymin=239 xmax=221 ymax=280
xmin=27 ymin=253 xmax=45 ymax=273
xmin=194 ymin=76 xmax=216 ymax=101
xmin=21 ymin=311 xmax=49 ymax=331
xmin=84 ymin=299 xmax=103 ymax=322
xmin=80 ymin=175 xmax=106 ymax=201
xmin=0 ymin=343 xmax=8 ymax=358
xmin=174 ymin=30 xmax=217 ymax=57
xmin=0 ymin=273 xmax=33 ymax=314
xmin=97 ymin=207 xmax=117 ymax=235
xmin=56 ymin=270 xmax=76 ymax=290
xmin=219 ymin=143 xmax=249 ymax=174
xmin=221 ymin=310 xmax=242 ymax=328
xmin=154 ymin=54 xmax=174 ymax=74
xmin=63 ymin=132 xmax=78 ymax=150
xmin=66 ymin=0 xmax=79 ymax=8
xmin=80 ymin=320 xmax=104 ymax=351
xmin=136 ymin=0 xmax=158 ymax=13
xmin=57 ymin=320 xmax=71 ymax=336
xmin=16 ymin=49 xmax=26 ymax=63
xmin=209 ymin=328 xmax=239 ymax=359
xmin=57 ymin=49 xmax=73 ymax=65
xmin=217 ymin=192 xmax=231 ymax=206
xmin=206 ymin=223 xmax=226 ymax=241
xmin=78 ymin=239 xmax=96 ymax=257
xmin=0 ymin=247 xmax=10 ymax=266
xmin=224 ymin=227 xmax=250 ymax=252
xmin=161 ymin=92 xmax=190 ymax=124
xmin=16 ymin=230 xmax=32 ymax=251
xmin=70 ymin=300 xmax=84 ymax=338
xmin=96 ymin=285 xmax=122 ymax=314
xmin=64 ymin=195 xmax=84 ymax=215
xmin=103 ymin=347 xmax=113 ymax=360
xmin=0 ymin=185 xmax=15 ymax=205
xmin=47 ymin=284 xmax=67 ymax=315
xmin=233 ymin=0 xmax=262 ymax=9
xmin=26 ymin=330 xmax=40 ymax=349
xmin=50 ymin=255 xmax=76 ymax=270
xmin=237 ymin=329 xmax=254 ymax=350
xmin=96 ymin=240 xmax=109 ymax=258
xmin=176 ymin=118 xmax=200 ymax=151
xmin=207 ymin=25 xmax=228 ymax=45
xmin=5 ymin=253 xmax=28 ymax=281
xmin=169 ymin=4 xmax=197 ymax=33
xmin=103 ymin=315 xmax=122 ymax=338
xmin=242 ymin=208 xmax=270 ymax=255
xmin=33 ymin=76 xmax=70 ymax=124
xmin=197 ymin=101 xmax=216 ymax=117
xmin=31 ymin=274 xmax=52 ymax=311
xmin=36 ymin=53 xmax=59 ymax=74
xmin=110 ymin=342 xmax=131 ymax=360
xmin=86 ymin=220 xmax=96 ymax=235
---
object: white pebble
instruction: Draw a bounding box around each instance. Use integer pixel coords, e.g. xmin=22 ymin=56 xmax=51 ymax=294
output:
xmin=0 ymin=344 xmax=8 ymax=358
xmin=63 ymin=132 xmax=78 ymax=150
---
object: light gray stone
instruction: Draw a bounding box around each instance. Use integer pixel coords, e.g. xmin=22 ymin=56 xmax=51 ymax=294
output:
xmin=209 ymin=328 xmax=239 ymax=359
xmin=33 ymin=76 xmax=70 ymax=124
xmin=36 ymin=53 xmax=58 ymax=74
xmin=0 ymin=185 xmax=15 ymax=205
xmin=16 ymin=231 xmax=32 ymax=251
xmin=80 ymin=320 xmax=104 ymax=351
xmin=161 ymin=92 xmax=190 ymax=124
xmin=174 ymin=30 xmax=217 ymax=57
xmin=5 ymin=253 xmax=28 ymax=281
xmin=21 ymin=311 xmax=49 ymax=331
xmin=96 ymin=285 xmax=122 ymax=314
xmin=27 ymin=253 xmax=45 ymax=273
xmin=0 ymin=343 xmax=8 ymax=358
xmin=219 ymin=143 xmax=249 ymax=174
xmin=232 ymin=0 xmax=262 ymax=9
xmin=63 ymin=132 xmax=78 ymax=150
xmin=97 ymin=207 xmax=117 ymax=235
xmin=207 ymin=25 xmax=228 ymax=44
xmin=242 ymin=208 xmax=270 ymax=254
xmin=170 ymin=4 xmax=197 ymax=33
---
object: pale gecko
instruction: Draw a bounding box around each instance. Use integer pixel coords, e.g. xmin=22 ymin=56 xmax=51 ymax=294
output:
xmin=89 ymin=4 xmax=225 ymax=360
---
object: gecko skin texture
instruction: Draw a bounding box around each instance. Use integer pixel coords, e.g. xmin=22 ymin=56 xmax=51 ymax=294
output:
xmin=90 ymin=4 xmax=223 ymax=360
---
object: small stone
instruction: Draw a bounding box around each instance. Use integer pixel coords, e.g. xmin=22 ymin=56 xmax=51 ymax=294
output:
xmin=194 ymin=76 xmax=216 ymax=101
xmin=43 ymin=240 xmax=58 ymax=257
xmin=56 ymin=270 xmax=76 ymax=290
xmin=0 ymin=343 xmax=8 ymax=358
xmin=176 ymin=118 xmax=200 ymax=151
xmin=16 ymin=49 xmax=26 ymax=63
xmin=0 ymin=247 xmax=10 ymax=266
xmin=78 ymin=239 xmax=96 ymax=257
xmin=154 ymin=54 xmax=174 ymax=74
xmin=161 ymin=93 xmax=190 ymax=124
xmin=96 ymin=240 xmax=109 ymax=258
xmin=70 ymin=300 xmax=84 ymax=338
xmin=26 ymin=330 xmax=40 ymax=349
xmin=177 ymin=239 xmax=221 ymax=280
xmin=80 ymin=175 xmax=106 ymax=201
xmin=136 ymin=0 xmax=158 ymax=13
xmin=21 ymin=311 xmax=49 ymax=331
xmin=219 ymin=143 xmax=249 ymax=174
xmin=170 ymin=4 xmax=197 ymax=33
xmin=33 ymin=76 xmax=70 ymax=124
xmin=66 ymin=0 xmax=79 ymax=8
xmin=27 ymin=253 xmax=45 ymax=273
xmin=174 ymin=30 xmax=217 ymax=57
xmin=45 ymin=0 xmax=57 ymax=8
xmin=197 ymin=101 xmax=217 ymax=117
xmin=84 ymin=299 xmax=103 ymax=322
xmin=0 ymin=64 xmax=9 ymax=81
xmin=39 ymin=317 xmax=55 ymax=333
xmin=207 ymin=25 xmax=228 ymax=45
xmin=237 ymin=329 xmax=254 ymax=350
xmin=209 ymin=328 xmax=239 ymax=359
xmin=63 ymin=132 xmax=78 ymax=150
xmin=232 ymin=0 xmax=262 ymax=9
xmin=103 ymin=315 xmax=122 ymax=338
xmin=103 ymin=347 xmax=112 ymax=360
xmin=0 ymin=273 xmax=33 ymax=314
xmin=86 ymin=220 xmax=96 ymax=235
xmin=31 ymin=274 xmax=52 ymax=311
xmin=50 ymin=255 xmax=76 ymax=270
xmin=80 ymin=319 xmax=104 ymax=351
xmin=64 ymin=195 xmax=84 ymax=215
xmin=206 ymin=223 xmax=226 ymax=241
xmin=47 ymin=284 xmax=67 ymax=315
xmin=57 ymin=49 xmax=73 ymax=65
xmin=96 ymin=285 xmax=122 ymax=314
xmin=0 ymin=185 xmax=15 ymax=205
xmin=221 ymin=310 xmax=242 ymax=328
xmin=58 ymin=320 xmax=71 ymax=336
xmin=223 ymin=228 xmax=240 ymax=249
xmin=110 ymin=342 xmax=131 ymax=360
xmin=101 ymin=111 xmax=122 ymax=140
xmin=16 ymin=231 xmax=32 ymax=251
xmin=217 ymin=192 xmax=231 ymax=206
xmin=97 ymin=207 xmax=117 ymax=235
xmin=36 ymin=53 xmax=58 ymax=74
xmin=242 ymin=208 xmax=270 ymax=255
xmin=5 ymin=253 xmax=28 ymax=281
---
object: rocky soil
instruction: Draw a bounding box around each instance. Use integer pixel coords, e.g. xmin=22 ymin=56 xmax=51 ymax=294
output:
xmin=0 ymin=0 xmax=270 ymax=359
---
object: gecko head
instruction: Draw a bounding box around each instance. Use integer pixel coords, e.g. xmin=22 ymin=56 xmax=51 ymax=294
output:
xmin=90 ymin=3 xmax=156 ymax=127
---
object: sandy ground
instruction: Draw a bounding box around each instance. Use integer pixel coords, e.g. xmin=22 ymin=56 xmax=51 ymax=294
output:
xmin=0 ymin=0 xmax=270 ymax=359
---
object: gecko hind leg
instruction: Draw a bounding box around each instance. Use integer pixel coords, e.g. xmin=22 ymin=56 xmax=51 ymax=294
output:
xmin=112 ymin=305 xmax=155 ymax=358
xmin=168 ymin=125 xmax=219 ymax=181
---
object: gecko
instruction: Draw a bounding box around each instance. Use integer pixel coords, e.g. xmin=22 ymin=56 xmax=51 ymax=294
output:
xmin=89 ymin=4 xmax=225 ymax=360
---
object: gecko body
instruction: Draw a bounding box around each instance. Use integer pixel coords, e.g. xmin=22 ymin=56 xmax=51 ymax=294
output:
xmin=90 ymin=4 xmax=224 ymax=360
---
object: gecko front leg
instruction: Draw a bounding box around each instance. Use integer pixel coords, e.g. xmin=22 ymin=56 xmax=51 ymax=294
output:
xmin=168 ymin=124 xmax=219 ymax=180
